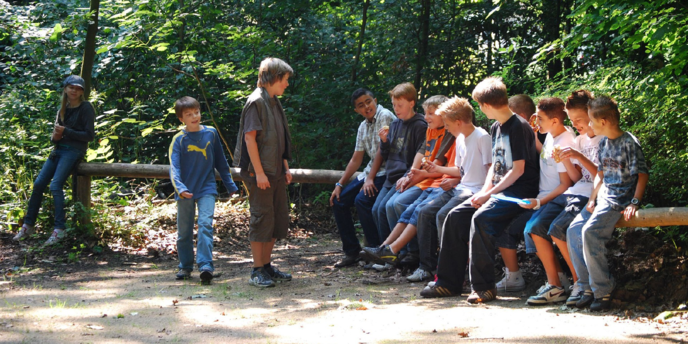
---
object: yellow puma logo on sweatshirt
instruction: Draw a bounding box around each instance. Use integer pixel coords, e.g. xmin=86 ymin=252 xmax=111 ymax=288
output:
xmin=187 ymin=141 xmax=210 ymax=159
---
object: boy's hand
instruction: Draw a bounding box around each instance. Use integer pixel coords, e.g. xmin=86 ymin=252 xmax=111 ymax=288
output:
xmin=52 ymin=125 xmax=65 ymax=141
xmin=623 ymin=204 xmax=638 ymax=221
xmin=330 ymin=185 xmax=342 ymax=206
xmin=285 ymin=170 xmax=292 ymax=185
xmin=180 ymin=191 xmax=193 ymax=199
xmin=256 ymin=173 xmax=270 ymax=190
xmin=378 ymin=127 xmax=389 ymax=142
xmin=362 ymin=179 xmax=378 ymax=197
xmin=586 ymin=199 xmax=596 ymax=212
xmin=557 ymin=147 xmax=580 ymax=162
xmin=423 ymin=160 xmax=438 ymax=173
xmin=439 ymin=178 xmax=459 ymax=191
xmin=519 ymin=198 xmax=538 ymax=209
xmin=395 ymin=176 xmax=407 ymax=190
xmin=470 ymin=191 xmax=490 ymax=208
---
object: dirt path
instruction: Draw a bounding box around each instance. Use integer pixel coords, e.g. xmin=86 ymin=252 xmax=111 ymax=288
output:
xmin=1 ymin=232 xmax=687 ymax=343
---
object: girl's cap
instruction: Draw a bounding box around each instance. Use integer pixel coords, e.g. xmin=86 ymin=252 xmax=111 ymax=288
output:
xmin=63 ymin=75 xmax=85 ymax=89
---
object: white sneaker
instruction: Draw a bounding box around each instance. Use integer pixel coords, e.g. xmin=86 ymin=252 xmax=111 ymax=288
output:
xmin=558 ymin=272 xmax=571 ymax=292
xmin=495 ymin=267 xmax=525 ymax=292
xmin=12 ymin=224 xmax=35 ymax=241
xmin=526 ymin=283 xmax=567 ymax=305
xmin=372 ymin=263 xmax=393 ymax=272
xmin=43 ymin=229 xmax=65 ymax=246
xmin=407 ymin=268 xmax=433 ymax=282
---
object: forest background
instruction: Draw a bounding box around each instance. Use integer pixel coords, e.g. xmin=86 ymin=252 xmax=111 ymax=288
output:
xmin=0 ymin=0 xmax=686 ymax=249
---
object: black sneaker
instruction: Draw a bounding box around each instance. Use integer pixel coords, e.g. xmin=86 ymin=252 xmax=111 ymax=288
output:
xmin=360 ymin=246 xmax=384 ymax=263
xmin=419 ymin=284 xmax=458 ymax=298
xmin=199 ymin=269 xmax=214 ymax=284
xmin=566 ymin=285 xmax=584 ymax=307
xmin=334 ymin=254 xmax=359 ymax=268
xmin=576 ymin=290 xmax=594 ymax=308
xmin=265 ymin=264 xmax=292 ymax=282
xmin=364 ymin=245 xmax=398 ymax=264
xmin=175 ymin=268 xmax=192 ymax=280
xmin=249 ymin=268 xmax=275 ymax=288
xmin=590 ymin=293 xmax=612 ymax=311
xmin=400 ymin=252 xmax=419 ymax=267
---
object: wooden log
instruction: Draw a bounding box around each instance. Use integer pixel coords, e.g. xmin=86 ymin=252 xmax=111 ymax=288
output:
xmin=616 ymin=207 xmax=688 ymax=228
xmin=74 ymin=174 xmax=92 ymax=224
xmin=76 ymin=163 xmax=360 ymax=184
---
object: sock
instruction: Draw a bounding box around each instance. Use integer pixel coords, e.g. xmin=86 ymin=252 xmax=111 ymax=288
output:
xmin=252 ymin=267 xmax=260 ymax=272
xmin=263 ymin=263 xmax=273 ymax=271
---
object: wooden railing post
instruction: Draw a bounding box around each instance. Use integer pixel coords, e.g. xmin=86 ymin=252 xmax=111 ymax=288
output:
xmin=74 ymin=174 xmax=92 ymax=225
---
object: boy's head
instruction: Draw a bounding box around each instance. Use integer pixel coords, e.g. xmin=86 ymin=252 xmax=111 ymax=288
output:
xmin=565 ymin=89 xmax=594 ymax=136
xmin=389 ymin=82 xmax=417 ymax=120
xmin=536 ymin=97 xmax=566 ymax=134
xmin=436 ymin=96 xmax=475 ymax=137
xmin=351 ymin=88 xmax=378 ymax=120
xmin=587 ymin=95 xmax=620 ymax=136
xmin=175 ymin=96 xmax=201 ymax=131
xmin=508 ymin=94 xmax=536 ymax=121
xmin=422 ymin=95 xmax=449 ymax=130
xmin=257 ymin=57 xmax=294 ymax=90
xmin=472 ymin=77 xmax=508 ymax=117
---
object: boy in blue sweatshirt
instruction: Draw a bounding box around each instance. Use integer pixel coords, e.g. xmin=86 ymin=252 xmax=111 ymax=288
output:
xmin=169 ymin=96 xmax=238 ymax=284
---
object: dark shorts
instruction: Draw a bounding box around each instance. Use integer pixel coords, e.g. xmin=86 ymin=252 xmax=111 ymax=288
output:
xmin=247 ymin=177 xmax=289 ymax=242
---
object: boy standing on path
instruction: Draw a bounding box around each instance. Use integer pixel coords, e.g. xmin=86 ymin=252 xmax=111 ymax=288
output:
xmin=234 ymin=58 xmax=295 ymax=288
xmin=169 ymin=96 xmax=238 ymax=284
xmin=330 ymin=88 xmax=396 ymax=268
xmin=567 ymin=96 xmax=648 ymax=311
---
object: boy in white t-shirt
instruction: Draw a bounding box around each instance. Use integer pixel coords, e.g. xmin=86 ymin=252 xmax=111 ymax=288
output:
xmin=524 ymin=90 xmax=601 ymax=305
xmin=417 ymin=96 xmax=493 ymax=297
xmin=493 ymin=97 xmax=576 ymax=293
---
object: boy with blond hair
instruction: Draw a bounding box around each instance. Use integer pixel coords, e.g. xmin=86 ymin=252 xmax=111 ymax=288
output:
xmin=170 ymin=96 xmax=238 ymax=284
xmin=567 ymin=95 xmax=648 ymax=311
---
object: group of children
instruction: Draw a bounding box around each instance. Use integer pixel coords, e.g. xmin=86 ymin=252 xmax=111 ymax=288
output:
xmin=331 ymin=77 xmax=648 ymax=311
xmin=15 ymin=58 xmax=647 ymax=310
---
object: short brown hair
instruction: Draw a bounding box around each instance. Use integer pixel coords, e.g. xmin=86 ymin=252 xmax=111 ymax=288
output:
xmin=257 ymin=57 xmax=294 ymax=88
xmin=472 ymin=76 xmax=508 ymax=107
xmin=565 ymin=89 xmax=594 ymax=111
xmin=174 ymin=96 xmax=200 ymax=120
xmin=388 ymin=82 xmax=417 ymax=104
xmin=588 ymin=95 xmax=620 ymax=125
xmin=436 ymin=96 xmax=475 ymax=123
xmin=537 ymin=97 xmax=567 ymax=123
xmin=508 ymin=94 xmax=536 ymax=118
xmin=422 ymin=95 xmax=449 ymax=112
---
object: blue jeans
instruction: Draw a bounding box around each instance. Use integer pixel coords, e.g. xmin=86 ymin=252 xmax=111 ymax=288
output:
xmin=332 ymin=176 xmax=386 ymax=255
xmin=24 ymin=145 xmax=83 ymax=230
xmin=177 ymin=194 xmax=216 ymax=272
xmin=372 ymin=186 xmax=394 ymax=243
xmin=386 ymin=186 xmax=423 ymax=253
xmin=398 ymin=187 xmax=444 ymax=226
xmin=567 ymin=198 xmax=623 ymax=298
xmin=469 ymin=194 xmax=532 ymax=291
xmin=524 ymin=194 xmax=588 ymax=251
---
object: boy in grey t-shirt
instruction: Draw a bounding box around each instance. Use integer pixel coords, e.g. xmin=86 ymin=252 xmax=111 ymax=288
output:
xmin=567 ymin=96 xmax=649 ymax=311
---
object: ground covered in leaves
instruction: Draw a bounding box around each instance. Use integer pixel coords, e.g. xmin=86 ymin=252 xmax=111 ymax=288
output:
xmin=0 ymin=201 xmax=687 ymax=343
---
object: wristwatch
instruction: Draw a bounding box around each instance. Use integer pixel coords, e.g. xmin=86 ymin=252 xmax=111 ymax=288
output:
xmin=631 ymin=198 xmax=640 ymax=206
xmin=533 ymin=198 xmax=541 ymax=210
xmin=336 ymin=182 xmax=344 ymax=188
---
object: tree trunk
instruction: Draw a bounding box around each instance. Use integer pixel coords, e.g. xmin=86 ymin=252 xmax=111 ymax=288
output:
xmin=414 ymin=0 xmax=431 ymax=94
xmin=351 ymin=0 xmax=370 ymax=83
xmin=543 ymin=0 xmax=562 ymax=79
xmin=79 ymin=0 xmax=100 ymax=99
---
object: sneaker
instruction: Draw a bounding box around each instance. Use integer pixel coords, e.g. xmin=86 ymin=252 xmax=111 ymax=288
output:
xmin=360 ymin=246 xmax=383 ymax=263
xmin=399 ymin=252 xmax=419 ymax=267
xmin=334 ymin=254 xmax=359 ymax=268
xmin=175 ymin=268 xmax=192 ymax=280
xmin=558 ymin=272 xmax=571 ymax=292
xmin=249 ymin=268 xmax=275 ymax=288
xmin=526 ymin=283 xmax=567 ymax=305
xmin=420 ymin=284 xmax=458 ymax=298
xmin=12 ymin=224 xmax=35 ymax=241
xmin=566 ymin=284 xmax=584 ymax=307
xmin=199 ymin=268 xmax=214 ymax=284
xmin=426 ymin=281 xmax=436 ymax=287
xmin=576 ymin=290 xmax=594 ymax=308
xmin=362 ymin=262 xmax=376 ymax=270
xmin=363 ymin=245 xmax=398 ymax=264
xmin=590 ymin=293 xmax=612 ymax=311
xmin=265 ymin=264 xmax=292 ymax=282
xmin=43 ymin=229 xmax=65 ymax=246
xmin=407 ymin=268 xmax=433 ymax=282
xmin=495 ymin=268 xmax=525 ymax=292
xmin=467 ymin=288 xmax=498 ymax=304
xmin=372 ymin=263 xmax=393 ymax=272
